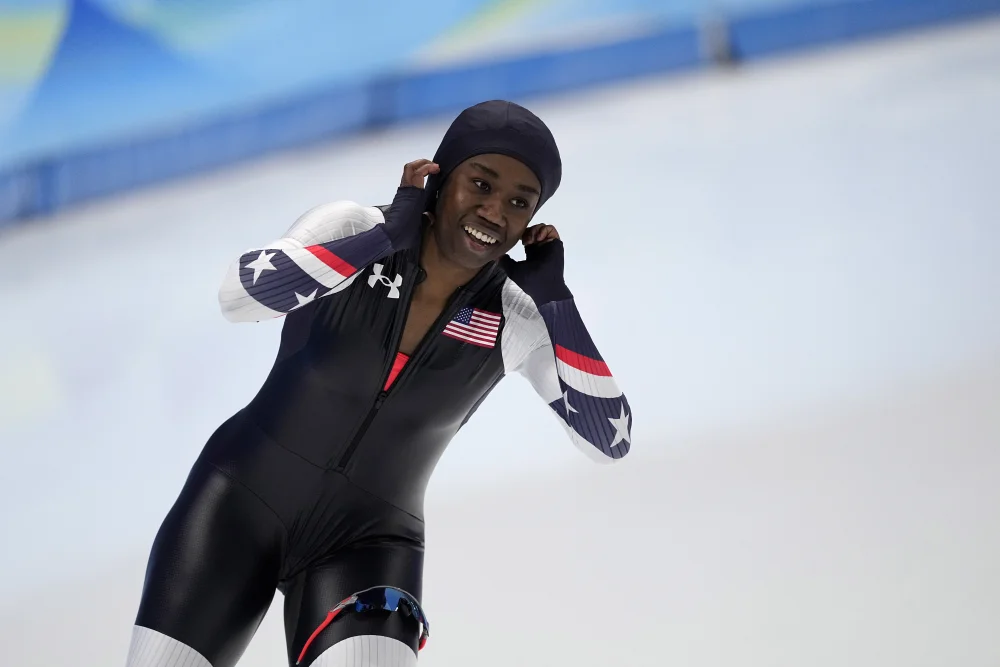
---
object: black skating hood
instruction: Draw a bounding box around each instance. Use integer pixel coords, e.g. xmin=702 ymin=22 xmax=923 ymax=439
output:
xmin=426 ymin=100 xmax=562 ymax=213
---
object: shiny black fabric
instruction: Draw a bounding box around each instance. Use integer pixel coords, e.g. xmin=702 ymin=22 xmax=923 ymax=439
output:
xmin=136 ymin=241 xmax=511 ymax=666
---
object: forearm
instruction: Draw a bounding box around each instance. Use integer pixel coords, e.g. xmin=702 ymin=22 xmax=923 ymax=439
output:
xmin=503 ymin=274 xmax=632 ymax=462
xmin=218 ymin=202 xmax=393 ymax=322
xmin=538 ymin=297 xmax=631 ymax=454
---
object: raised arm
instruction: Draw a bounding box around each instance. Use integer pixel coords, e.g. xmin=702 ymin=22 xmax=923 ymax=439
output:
xmin=218 ymin=160 xmax=439 ymax=322
xmin=217 ymin=200 xmax=391 ymax=322
xmin=500 ymin=231 xmax=631 ymax=463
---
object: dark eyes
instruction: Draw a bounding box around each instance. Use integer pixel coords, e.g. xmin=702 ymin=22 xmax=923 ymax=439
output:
xmin=472 ymin=178 xmax=528 ymax=209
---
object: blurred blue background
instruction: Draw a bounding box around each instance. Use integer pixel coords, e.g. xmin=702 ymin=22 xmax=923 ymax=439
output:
xmin=3 ymin=0 xmax=999 ymax=224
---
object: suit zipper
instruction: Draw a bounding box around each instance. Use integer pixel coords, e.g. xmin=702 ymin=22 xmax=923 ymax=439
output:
xmin=382 ymin=285 xmax=469 ymax=395
xmin=333 ymin=272 xmax=471 ymax=471
xmin=333 ymin=265 xmax=419 ymax=471
xmin=333 ymin=257 xmax=496 ymax=472
xmin=333 ymin=391 xmax=388 ymax=472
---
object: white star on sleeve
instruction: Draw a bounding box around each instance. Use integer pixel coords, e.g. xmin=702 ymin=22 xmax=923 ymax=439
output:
xmin=563 ymin=390 xmax=578 ymax=415
xmin=292 ymin=288 xmax=318 ymax=310
xmin=608 ymin=404 xmax=631 ymax=448
xmin=245 ymin=250 xmax=277 ymax=284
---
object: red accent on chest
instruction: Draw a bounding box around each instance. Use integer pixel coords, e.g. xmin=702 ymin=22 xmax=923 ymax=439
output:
xmin=383 ymin=352 xmax=410 ymax=391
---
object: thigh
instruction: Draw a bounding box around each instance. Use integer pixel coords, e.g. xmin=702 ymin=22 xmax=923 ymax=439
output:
xmin=283 ymin=541 xmax=425 ymax=667
xmin=133 ymin=462 xmax=286 ymax=667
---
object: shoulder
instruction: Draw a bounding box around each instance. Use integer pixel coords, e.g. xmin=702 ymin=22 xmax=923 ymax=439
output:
xmin=283 ymin=200 xmax=386 ymax=245
xmin=500 ymin=276 xmax=541 ymax=324
xmin=499 ymin=277 xmax=550 ymax=370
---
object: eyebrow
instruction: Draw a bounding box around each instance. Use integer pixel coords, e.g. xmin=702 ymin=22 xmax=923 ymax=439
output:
xmin=471 ymin=161 xmax=541 ymax=196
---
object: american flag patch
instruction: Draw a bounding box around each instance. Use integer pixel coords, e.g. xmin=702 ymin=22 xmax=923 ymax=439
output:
xmin=442 ymin=307 xmax=501 ymax=348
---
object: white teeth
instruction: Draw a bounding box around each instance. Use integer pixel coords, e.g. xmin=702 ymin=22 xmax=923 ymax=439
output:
xmin=463 ymin=225 xmax=498 ymax=245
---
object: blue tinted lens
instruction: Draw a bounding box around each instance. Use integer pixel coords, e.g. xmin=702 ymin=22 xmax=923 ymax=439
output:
xmin=383 ymin=588 xmax=403 ymax=611
xmin=355 ymin=591 xmax=383 ymax=611
xmin=352 ymin=587 xmax=427 ymax=635
xmin=389 ymin=589 xmax=427 ymax=630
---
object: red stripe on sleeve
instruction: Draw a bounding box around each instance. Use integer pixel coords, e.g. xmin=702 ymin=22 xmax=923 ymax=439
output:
xmin=554 ymin=344 xmax=612 ymax=376
xmin=306 ymin=244 xmax=357 ymax=277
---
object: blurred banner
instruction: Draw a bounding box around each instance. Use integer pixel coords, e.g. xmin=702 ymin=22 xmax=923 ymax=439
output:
xmin=1 ymin=0 xmax=998 ymax=222
xmin=0 ymin=0 xmax=766 ymax=169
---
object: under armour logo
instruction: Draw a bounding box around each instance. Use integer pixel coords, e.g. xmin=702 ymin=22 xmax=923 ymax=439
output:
xmin=368 ymin=263 xmax=402 ymax=299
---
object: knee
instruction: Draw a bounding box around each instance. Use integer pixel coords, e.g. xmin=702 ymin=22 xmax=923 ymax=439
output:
xmin=126 ymin=626 xmax=213 ymax=667
xmin=308 ymin=635 xmax=418 ymax=667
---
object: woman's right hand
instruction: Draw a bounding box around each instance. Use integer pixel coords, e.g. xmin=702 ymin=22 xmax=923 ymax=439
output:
xmin=400 ymin=159 xmax=439 ymax=188
xmin=383 ymin=160 xmax=440 ymax=251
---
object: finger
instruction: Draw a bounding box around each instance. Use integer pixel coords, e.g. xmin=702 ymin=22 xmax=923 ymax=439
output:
xmin=521 ymin=225 xmax=542 ymax=245
xmin=413 ymin=163 xmax=441 ymax=188
xmin=401 ymin=159 xmax=435 ymax=186
xmin=532 ymin=225 xmax=553 ymax=244
xmin=414 ymin=162 xmax=440 ymax=181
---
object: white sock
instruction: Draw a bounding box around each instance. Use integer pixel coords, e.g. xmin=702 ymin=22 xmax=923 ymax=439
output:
xmin=309 ymin=635 xmax=417 ymax=667
xmin=126 ymin=626 xmax=213 ymax=667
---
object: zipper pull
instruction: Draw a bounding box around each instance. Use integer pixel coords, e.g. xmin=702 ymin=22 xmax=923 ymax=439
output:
xmin=374 ymin=391 xmax=388 ymax=409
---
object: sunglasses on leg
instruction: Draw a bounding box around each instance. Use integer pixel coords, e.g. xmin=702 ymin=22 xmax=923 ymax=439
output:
xmin=296 ymin=585 xmax=430 ymax=664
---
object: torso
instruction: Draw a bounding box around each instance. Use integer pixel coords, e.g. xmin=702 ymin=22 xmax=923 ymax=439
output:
xmin=235 ymin=248 xmax=511 ymax=518
xmin=398 ymin=289 xmax=449 ymax=355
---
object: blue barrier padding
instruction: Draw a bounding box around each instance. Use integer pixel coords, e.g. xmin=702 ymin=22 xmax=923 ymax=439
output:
xmin=1 ymin=0 xmax=997 ymax=229
xmin=0 ymin=84 xmax=372 ymax=226
xmin=43 ymin=84 xmax=371 ymax=216
xmin=729 ymin=0 xmax=1000 ymax=59
xmin=372 ymin=25 xmax=703 ymax=125
xmin=0 ymin=168 xmax=42 ymax=224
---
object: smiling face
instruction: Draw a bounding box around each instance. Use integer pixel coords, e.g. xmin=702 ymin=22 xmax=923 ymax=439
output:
xmin=427 ymin=153 xmax=542 ymax=270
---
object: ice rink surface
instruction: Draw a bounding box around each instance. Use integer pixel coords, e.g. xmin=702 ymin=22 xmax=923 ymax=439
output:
xmin=1 ymin=16 xmax=999 ymax=667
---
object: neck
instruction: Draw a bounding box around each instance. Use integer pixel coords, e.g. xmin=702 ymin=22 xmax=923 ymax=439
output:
xmin=418 ymin=227 xmax=481 ymax=299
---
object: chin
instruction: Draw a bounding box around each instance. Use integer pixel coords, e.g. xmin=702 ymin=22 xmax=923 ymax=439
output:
xmin=452 ymin=251 xmax=496 ymax=270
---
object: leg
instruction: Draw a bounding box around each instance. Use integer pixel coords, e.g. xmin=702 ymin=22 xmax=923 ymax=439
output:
xmin=128 ymin=462 xmax=285 ymax=667
xmin=296 ymin=635 xmax=418 ymax=667
xmin=284 ymin=541 xmax=426 ymax=667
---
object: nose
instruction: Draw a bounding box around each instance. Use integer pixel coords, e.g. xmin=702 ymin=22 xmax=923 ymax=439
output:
xmin=477 ymin=193 xmax=504 ymax=228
